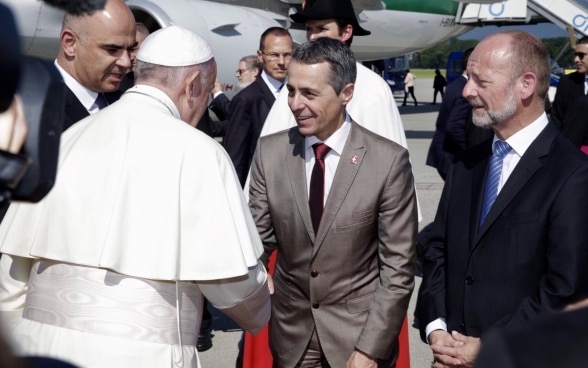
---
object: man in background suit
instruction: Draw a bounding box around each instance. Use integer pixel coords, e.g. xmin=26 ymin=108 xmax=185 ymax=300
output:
xmin=249 ymin=37 xmax=417 ymax=368
xmin=55 ymin=0 xmax=136 ymax=131
xmin=418 ymin=30 xmax=588 ymax=368
xmin=426 ymin=48 xmax=473 ymax=180
xmin=209 ymin=55 xmax=260 ymax=122
xmin=551 ymin=36 xmax=588 ymax=129
xmin=551 ymin=36 xmax=588 ymax=149
xmin=222 ymin=27 xmax=292 ymax=186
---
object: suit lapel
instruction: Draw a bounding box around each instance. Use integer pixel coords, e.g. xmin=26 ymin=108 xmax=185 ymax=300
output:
xmin=474 ymin=123 xmax=557 ymax=245
xmin=286 ymin=129 xmax=315 ymax=240
xmin=312 ymin=122 xmax=365 ymax=256
xmin=469 ymin=144 xmax=491 ymax=248
xmin=63 ymin=87 xmax=89 ymax=132
xmin=259 ymin=78 xmax=276 ymax=107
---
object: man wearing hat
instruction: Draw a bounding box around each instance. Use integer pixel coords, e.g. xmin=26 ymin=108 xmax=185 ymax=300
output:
xmin=258 ymin=0 xmax=408 ymax=148
xmin=0 ymin=26 xmax=270 ymax=368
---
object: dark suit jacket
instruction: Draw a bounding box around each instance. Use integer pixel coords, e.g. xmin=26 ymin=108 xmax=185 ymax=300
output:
xmin=475 ymin=307 xmax=588 ymax=368
xmin=561 ymin=94 xmax=588 ymax=147
xmin=418 ymin=122 xmax=588 ymax=341
xmin=222 ymin=77 xmax=275 ymax=186
xmin=426 ymin=76 xmax=470 ymax=178
xmin=209 ymin=92 xmax=230 ymax=121
xmin=63 ymin=87 xmax=121 ymax=132
xmin=464 ymin=109 xmax=493 ymax=148
xmin=249 ymin=122 xmax=417 ymax=368
xmin=551 ymin=71 xmax=586 ymax=128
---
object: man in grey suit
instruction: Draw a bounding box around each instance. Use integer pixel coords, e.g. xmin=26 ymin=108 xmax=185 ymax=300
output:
xmin=249 ymin=37 xmax=417 ymax=368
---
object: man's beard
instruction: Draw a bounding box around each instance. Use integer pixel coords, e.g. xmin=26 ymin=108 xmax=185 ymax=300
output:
xmin=470 ymin=87 xmax=516 ymax=129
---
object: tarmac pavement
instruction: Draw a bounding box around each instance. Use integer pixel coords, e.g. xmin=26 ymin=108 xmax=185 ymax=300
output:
xmin=200 ymin=78 xmax=444 ymax=368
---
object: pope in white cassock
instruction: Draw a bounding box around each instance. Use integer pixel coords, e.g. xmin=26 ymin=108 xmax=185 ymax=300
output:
xmin=0 ymin=26 xmax=270 ymax=368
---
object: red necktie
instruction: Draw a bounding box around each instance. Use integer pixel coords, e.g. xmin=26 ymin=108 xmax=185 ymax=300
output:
xmin=309 ymin=143 xmax=331 ymax=233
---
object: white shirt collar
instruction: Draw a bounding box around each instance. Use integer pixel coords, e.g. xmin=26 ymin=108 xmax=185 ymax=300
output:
xmin=260 ymin=70 xmax=285 ymax=96
xmin=304 ymin=114 xmax=352 ymax=155
xmin=495 ymin=112 xmax=549 ymax=158
xmin=54 ymin=60 xmax=100 ymax=113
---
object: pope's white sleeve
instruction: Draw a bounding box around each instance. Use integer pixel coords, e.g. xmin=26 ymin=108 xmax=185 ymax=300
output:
xmin=197 ymin=260 xmax=270 ymax=335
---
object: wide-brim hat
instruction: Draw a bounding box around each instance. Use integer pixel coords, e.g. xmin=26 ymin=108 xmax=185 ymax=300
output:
xmin=290 ymin=0 xmax=371 ymax=36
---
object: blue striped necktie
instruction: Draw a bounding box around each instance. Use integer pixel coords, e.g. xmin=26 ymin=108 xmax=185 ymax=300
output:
xmin=479 ymin=140 xmax=511 ymax=228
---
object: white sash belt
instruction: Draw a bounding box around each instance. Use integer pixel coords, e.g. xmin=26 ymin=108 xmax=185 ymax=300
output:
xmin=23 ymin=260 xmax=202 ymax=346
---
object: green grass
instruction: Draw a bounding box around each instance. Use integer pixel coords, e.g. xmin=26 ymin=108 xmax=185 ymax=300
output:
xmin=412 ymin=69 xmax=436 ymax=79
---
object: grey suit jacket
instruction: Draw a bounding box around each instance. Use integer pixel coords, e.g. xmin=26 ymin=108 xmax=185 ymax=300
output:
xmin=249 ymin=122 xmax=417 ymax=368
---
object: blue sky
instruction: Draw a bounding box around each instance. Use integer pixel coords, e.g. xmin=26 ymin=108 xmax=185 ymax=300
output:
xmin=457 ymin=22 xmax=569 ymax=40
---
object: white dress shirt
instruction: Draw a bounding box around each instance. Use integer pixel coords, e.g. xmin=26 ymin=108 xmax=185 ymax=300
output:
xmin=54 ymin=60 xmax=102 ymax=114
xmin=260 ymin=70 xmax=285 ymax=99
xmin=304 ymin=116 xmax=352 ymax=206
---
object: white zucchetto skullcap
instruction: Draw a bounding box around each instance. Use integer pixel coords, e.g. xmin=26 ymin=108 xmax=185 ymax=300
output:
xmin=137 ymin=25 xmax=213 ymax=66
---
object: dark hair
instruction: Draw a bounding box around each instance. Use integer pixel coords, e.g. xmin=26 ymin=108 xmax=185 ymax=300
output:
xmin=291 ymin=37 xmax=356 ymax=94
xmin=334 ymin=19 xmax=353 ymax=46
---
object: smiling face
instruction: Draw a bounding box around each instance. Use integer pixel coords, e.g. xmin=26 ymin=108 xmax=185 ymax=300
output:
xmin=287 ymin=60 xmax=353 ymax=141
xmin=463 ymin=35 xmax=519 ymax=129
xmin=60 ymin=0 xmax=137 ymax=93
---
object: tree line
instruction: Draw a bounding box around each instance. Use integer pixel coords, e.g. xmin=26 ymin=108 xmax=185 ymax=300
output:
xmin=410 ymin=37 xmax=575 ymax=70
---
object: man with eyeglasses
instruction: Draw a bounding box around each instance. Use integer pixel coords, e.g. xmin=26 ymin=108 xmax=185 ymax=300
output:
xmin=235 ymin=55 xmax=262 ymax=90
xmin=551 ymin=36 xmax=588 ymax=151
xmin=222 ymin=27 xmax=293 ymax=186
xmin=54 ymin=0 xmax=136 ymax=132
xmin=209 ymin=55 xmax=260 ymax=124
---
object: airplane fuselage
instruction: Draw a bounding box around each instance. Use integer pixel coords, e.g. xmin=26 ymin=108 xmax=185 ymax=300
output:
xmin=4 ymin=0 xmax=471 ymax=96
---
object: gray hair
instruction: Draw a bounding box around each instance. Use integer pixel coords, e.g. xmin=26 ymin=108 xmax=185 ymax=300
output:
xmin=291 ymin=37 xmax=356 ymax=94
xmin=241 ymin=55 xmax=261 ymax=74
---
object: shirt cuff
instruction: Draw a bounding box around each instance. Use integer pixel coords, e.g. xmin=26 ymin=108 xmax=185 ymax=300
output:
xmin=425 ymin=317 xmax=447 ymax=344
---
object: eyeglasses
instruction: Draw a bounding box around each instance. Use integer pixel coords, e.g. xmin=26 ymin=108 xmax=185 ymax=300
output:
xmin=261 ymin=52 xmax=292 ymax=61
xmin=574 ymin=52 xmax=586 ymax=60
xmin=236 ymin=68 xmax=253 ymax=75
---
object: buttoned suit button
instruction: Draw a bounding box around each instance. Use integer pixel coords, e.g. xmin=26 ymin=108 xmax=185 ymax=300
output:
xmin=465 ymin=276 xmax=475 ymax=285
xmin=310 ymin=270 xmax=319 ymax=277
xmin=312 ymin=303 xmax=319 ymax=309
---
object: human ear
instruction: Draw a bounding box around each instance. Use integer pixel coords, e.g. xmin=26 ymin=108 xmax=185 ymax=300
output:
xmin=341 ymin=83 xmax=354 ymax=105
xmin=61 ymin=29 xmax=77 ymax=57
